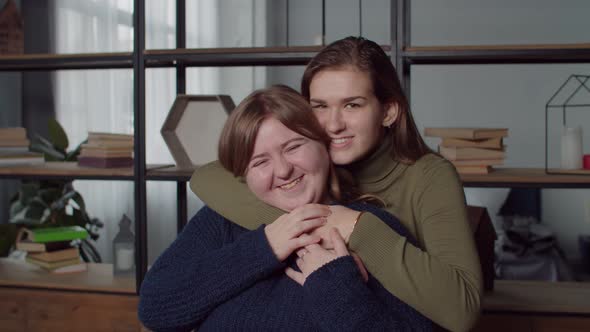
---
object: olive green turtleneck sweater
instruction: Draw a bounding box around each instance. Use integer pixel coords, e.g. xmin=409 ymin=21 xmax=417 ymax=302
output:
xmin=190 ymin=141 xmax=483 ymax=332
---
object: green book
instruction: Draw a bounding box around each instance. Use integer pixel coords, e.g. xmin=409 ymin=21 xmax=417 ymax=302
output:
xmin=23 ymin=226 xmax=88 ymax=243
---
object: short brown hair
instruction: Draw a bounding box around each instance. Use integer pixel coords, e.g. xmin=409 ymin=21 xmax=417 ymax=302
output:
xmin=218 ymin=85 xmax=329 ymax=177
xmin=301 ymin=36 xmax=432 ymax=163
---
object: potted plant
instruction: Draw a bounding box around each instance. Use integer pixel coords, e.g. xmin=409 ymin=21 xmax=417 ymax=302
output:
xmin=5 ymin=119 xmax=103 ymax=262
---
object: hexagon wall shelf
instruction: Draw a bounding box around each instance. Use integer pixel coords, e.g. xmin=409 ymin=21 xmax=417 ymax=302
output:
xmin=161 ymin=95 xmax=235 ymax=168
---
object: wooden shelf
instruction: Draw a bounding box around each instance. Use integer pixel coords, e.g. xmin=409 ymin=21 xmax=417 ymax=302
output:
xmin=0 ymin=52 xmax=133 ymax=71
xmin=403 ymin=43 xmax=590 ymax=64
xmin=0 ymin=162 xmax=133 ymax=180
xmin=461 ymin=168 xmax=590 ymax=188
xmin=484 ymin=280 xmax=590 ymax=314
xmin=146 ymin=164 xmax=196 ymax=181
xmin=145 ymin=45 xmax=391 ymax=67
xmin=0 ymin=259 xmax=135 ymax=295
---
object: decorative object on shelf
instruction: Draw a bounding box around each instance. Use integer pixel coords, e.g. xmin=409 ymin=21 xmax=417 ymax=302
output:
xmin=78 ymin=132 xmax=134 ymax=168
xmin=584 ymin=154 xmax=590 ymax=170
xmin=560 ymin=126 xmax=583 ymax=169
xmin=0 ymin=0 xmax=24 ymax=55
xmin=113 ymin=214 xmax=134 ymax=275
xmin=424 ymin=127 xmax=508 ymax=174
xmin=7 ymin=119 xmax=103 ymax=262
xmin=546 ymin=74 xmax=590 ymax=175
xmin=161 ymin=95 xmax=235 ymax=169
xmin=495 ymin=188 xmax=574 ymax=282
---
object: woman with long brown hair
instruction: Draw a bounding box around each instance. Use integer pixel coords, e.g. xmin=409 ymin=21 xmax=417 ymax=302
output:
xmin=191 ymin=37 xmax=483 ymax=331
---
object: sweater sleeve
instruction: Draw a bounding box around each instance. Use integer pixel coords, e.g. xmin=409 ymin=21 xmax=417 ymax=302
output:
xmin=303 ymin=256 xmax=431 ymax=332
xmin=348 ymin=158 xmax=483 ymax=331
xmin=190 ymin=161 xmax=282 ymax=229
xmin=138 ymin=206 xmax=283 ymax=332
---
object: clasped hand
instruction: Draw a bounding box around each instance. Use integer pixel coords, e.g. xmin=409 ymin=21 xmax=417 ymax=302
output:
xmin=264 ymin=204 xmax=368 ymax=285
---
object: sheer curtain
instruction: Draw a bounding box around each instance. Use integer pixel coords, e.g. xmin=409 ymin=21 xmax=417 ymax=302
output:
xmin=50 ymin=0 xmax=266 ymax=264
xmin=51 ymin=0 xmax=134 ymax=264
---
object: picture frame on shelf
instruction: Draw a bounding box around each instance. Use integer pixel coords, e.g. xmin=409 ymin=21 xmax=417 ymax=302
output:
xmin=545 ymin=74 xmax=590 ymax=176
xmin=161 ymin=95 xmax=235 ymax=169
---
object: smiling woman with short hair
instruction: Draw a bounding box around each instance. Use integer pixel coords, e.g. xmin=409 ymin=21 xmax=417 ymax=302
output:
xmin=138 ymin=85 xmax=431 ymax=332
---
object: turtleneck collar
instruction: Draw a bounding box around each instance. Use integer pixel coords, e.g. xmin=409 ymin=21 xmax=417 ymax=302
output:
xmin=343 ymin=136 xmax=407 ymax=186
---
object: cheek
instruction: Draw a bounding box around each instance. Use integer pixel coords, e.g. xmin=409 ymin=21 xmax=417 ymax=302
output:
xmin=245 ymin=169 xmax=270 ymax=197
xmin=313 ymin=112 xmax=328 ymax=128
xmin=303 ymin=146 xmax=331 ymax=176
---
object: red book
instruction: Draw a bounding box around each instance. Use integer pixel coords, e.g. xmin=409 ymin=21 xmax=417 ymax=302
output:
xmin=78 ymin=157 xmax=133 ymax=168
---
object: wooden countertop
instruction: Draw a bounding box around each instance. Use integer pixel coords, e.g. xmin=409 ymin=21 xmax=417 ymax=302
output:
xmin=0 ymin=259 xmax=135 ymax=294
xmin=483 ymin=280 xmax=590 ymax=314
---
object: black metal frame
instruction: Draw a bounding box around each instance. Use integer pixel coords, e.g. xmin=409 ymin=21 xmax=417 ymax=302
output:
xmin=545 ymin=74 xmax=590 ymax=176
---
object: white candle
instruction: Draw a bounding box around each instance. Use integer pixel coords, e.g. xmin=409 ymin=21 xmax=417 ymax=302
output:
xmin=561 ymin=126 xmax=583 ymax=169
xmin=116 ymin=248 xmax=134 ymax=270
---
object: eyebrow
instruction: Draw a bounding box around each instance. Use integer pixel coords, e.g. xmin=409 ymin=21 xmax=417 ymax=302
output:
xmin=310 ymin=96 xmax=367 ymax=104
xmin=249 ymin=137 xmax=307 ymax=161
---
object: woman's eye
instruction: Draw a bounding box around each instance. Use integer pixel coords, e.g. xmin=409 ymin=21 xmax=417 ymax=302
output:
xmin=251 ymin=160 xmax=267 ymax=168
xmin=344 ymin=103 xmax=360 ymax=109
xmin=311 ymin=104 xmax=326 ymax=110
xmin=286 ymin=144 xmax=301 ymax=152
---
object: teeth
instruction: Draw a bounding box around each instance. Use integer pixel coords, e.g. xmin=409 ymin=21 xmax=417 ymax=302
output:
xmin=279 ymin=177 xmax=302 ymax=190
xmin=332 ymin=137 xmax=350 ymax=144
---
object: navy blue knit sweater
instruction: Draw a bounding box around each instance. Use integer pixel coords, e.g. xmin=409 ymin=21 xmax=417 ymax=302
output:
xmin=138 ymin=202 xmax=432 ymax=331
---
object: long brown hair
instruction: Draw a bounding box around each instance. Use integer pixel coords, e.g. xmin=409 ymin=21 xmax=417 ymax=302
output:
xmin=218 ymin=85 xmax=356 ymax=202
xmin=301 ymin=36 xmax=432 ymax=164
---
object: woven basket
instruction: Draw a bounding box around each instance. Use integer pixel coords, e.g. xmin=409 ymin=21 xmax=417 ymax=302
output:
xmin=0 ymin=0 xmax=24 ymax=55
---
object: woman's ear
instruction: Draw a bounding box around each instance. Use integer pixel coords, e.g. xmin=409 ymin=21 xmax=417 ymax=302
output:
xmin=382 ymin=102 xmax=399 ymax=128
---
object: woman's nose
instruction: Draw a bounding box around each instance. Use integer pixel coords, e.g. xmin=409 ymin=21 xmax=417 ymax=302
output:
xmin=326 ymin=109 xmax=346 ymax=134
xmin=274 ymin=155 xmax=293 ymax=179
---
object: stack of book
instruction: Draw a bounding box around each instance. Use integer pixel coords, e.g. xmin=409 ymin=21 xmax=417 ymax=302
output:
xmin=424 ymin=127 xmax=509 ymax=174
xmin=78 ymin=132 xmax=134 ymax=168
xmin=0 ymin=127 xmax=44 ymax=166
xmin=16 ymin=225 xmax=89 ymax=274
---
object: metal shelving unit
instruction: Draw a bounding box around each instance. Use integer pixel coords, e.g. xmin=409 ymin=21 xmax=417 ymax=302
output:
xmin=3 ymin=0 xmax=589 ymax=297
xmin=0 ymin=52 xmax=133 ymax=71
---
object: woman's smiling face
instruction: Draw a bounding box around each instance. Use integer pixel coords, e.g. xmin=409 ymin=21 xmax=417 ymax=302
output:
xmin=244 ymin=116 xmax=331 ymax=212
xmin=309 ymin=67 xmax=392 ymax=165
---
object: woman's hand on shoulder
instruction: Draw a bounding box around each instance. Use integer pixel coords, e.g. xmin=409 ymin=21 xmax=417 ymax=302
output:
xmin=310 ymin=205 xmax=362 ymax=248
xmin=264 ymin=204 xmax=330 ymax=261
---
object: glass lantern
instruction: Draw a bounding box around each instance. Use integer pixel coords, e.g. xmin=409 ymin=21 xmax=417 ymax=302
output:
xmin=113 ymin=214 xmax=135 ymax=275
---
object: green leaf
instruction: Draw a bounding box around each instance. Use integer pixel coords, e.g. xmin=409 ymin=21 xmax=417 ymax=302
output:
xmin=25 ymin=200 xmax=49 ymax=221
xmin=9 ymin=200 xmax=25 ymax=219
xmin=9 ymin=207 xmax=43 ymax=225
xmin=71 ymin=192 xmax=86 ymax=211
xmin=19 ymin=182 xmax=40 ymax=206
xmin=39 ymin=188 xmax=62 ymax=205
xmin=66 ymin=139 xmax=86 ymax=161
xmin=48 ymin=118 xmax=69 ymax=151
xmin=31 ymin=137 xmax=66 ymax=161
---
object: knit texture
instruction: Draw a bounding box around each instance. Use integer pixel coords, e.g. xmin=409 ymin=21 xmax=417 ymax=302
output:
xmin=138 ymin=203 xmax=431 ymax=332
